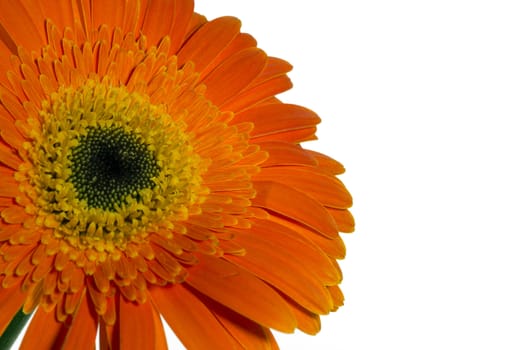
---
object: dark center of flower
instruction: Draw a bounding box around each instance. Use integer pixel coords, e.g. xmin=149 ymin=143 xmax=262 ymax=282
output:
xmin=69 ymin=126 xmax=160 ymax=211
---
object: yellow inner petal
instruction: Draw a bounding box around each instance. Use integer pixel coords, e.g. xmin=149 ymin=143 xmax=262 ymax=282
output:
xmin=18 ymin=80 xmax=205 ymax=253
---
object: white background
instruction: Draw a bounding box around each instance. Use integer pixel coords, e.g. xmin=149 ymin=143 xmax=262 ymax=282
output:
xmin=11 ymin=1 xmax=525 ymax=349
xmin=194 ymin=1 xmax=525 ymax=349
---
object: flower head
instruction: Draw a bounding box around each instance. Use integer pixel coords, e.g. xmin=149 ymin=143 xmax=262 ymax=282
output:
xmin=0 ymin=1 xmax=354 ymax=348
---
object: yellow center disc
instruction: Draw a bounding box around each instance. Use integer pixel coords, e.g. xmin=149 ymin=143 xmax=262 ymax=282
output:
xmin=20 ymin=80 xmax=204 ymax=252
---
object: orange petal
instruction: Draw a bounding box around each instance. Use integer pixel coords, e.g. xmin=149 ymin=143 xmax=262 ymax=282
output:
xmin=268 ymin=213 xmax=347 ymax=259
xmin=64 ymin=290 xmax=84 ymax=316
xmin=306 ymin=150 xmax=346 ymax=175
xmin=167 ymin=0 xmax=195 ymax=53
xmin=93 ymin=265 xmax=111 ymax=293
xmin=245 ymin=219 xmax=341 ymax=284
xmin=119 ymin=296 xmax=166 ymax=350
xmin=252 ymin=181 xmax=338 ymax=238
xmin=185 ymin=253 xmax=297 ymax=333
xmin=0 ymin=84 xmax=28 ymax=121
xmin=141 ymin=0 xmax=179 ymax=47
xmin=252 ymin=126 xmax=318 ymax=144
xmin=224 ymin=75 xmax=293 ymax=113
xmin=86 ymin=276 xmax=106 ymax=315
xmin=0 ymin=1 xmax=45 ymax=51
xmin=62 ymin=293 xmax=98 ymax=350
xmin=0 ymin=141 xmax=21 ymax=170
xmin=1 ymin=242 xmax=35 ymax=268
xmin=0 ymin=168 xmax=20 ymax=198
xmin=37 ymin=0 xmax=76 ymax=31
xmin=0 ymin=33 xmax=15 ymax=70
xmin=210 ymin=299 xmax=274 ymax=350
xmin=253 ymin=57 xmax=293 ymax=83
xmin=279 ymin=293 xmax=321 ymax=335
xmin=178 ymin=16 xmax=241 ymax=72
xmin=20 ymin=307 xmax=65 ymax=349
xmin=1 ymin=205 xmax=28 ymax=224
xmin=198 ymin=32 xmax=258 ymax=80
xmin=227 ymin=231 xmax=335 ymax=314
xmin=0 ymin=286 xmax=26 ymax=335
xmin=259 ymin=141 xmax=317 ymax=167
xmin=0 ymin=115 xmax=26 ymax=149
xmin=327 ymin=208 xmax=355 ymax=233
xmin=264 ymin=328 xmax=280 ymax=350
xmin=182 ymin=12 xmax=207 ymax=45
xmin=0 ymin=197 xmax=13 ymax=207
xmin=99 ymin=322 xmax=117 ymax=350
xmin=151 ymin=300 xmax=168 ymax=350
xmin=203 ymin=48 xmax=267 ymax=107
xmin=234 ymin=103 xmax=320 ymax=137
xmin=150 ymin=284 xmax=239 ymax=350
xmin=222 ymin=57 xmax=293 ymax=112
xmin=327 ymin=285 xmax=345 ymax=311
xmin=254 ymin=166 xmax=353 ymax=209
xmin=91 ymin=0 xmax=126 ymax=34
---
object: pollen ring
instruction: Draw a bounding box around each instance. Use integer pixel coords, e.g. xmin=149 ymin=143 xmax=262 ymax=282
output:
xmin=19 ymin=80 xmax=204 ymax=252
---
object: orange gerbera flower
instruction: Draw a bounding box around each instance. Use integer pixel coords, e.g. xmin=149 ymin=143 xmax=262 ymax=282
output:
xmin=0 ymin=1 xmax=354 ymax=349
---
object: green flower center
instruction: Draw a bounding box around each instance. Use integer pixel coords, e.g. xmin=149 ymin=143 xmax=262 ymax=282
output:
xmin=69 ymin=126 xmax=160 ymax=211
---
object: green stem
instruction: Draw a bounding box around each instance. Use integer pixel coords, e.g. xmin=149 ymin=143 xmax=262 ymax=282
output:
xmin=0 ymin=308 xmax=32 ymax=350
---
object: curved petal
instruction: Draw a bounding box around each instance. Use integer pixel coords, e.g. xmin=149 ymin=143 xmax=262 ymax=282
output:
xmin=209 ymin=298 xmax=275 ymax=350
xmin=197 ymin=32 xmax=258 ymax=80
xmin=61 ymin=293 xmax=98 ymax=350
xmin=203 ymin=47 xmax=267 ymax=107
xmin=226 ymin=243 xmax=334 ymax=315
xmin=0 ymin=286 xmax=26 ymax=335
xmin=150 ymin=284 xmax=239 ymax=350
xmin=252 ymin=181 xmax=338 ymax=238
xmin=0 ymin=168 xmax=20 ymax=198
xmin=25 ymin=0 xmax=75 ymax=32
xmin=118 ymin=296 xmax=167 ymax=350
xmin=20 ymin=307 xmax=66 ymax=349
xmin=141 ymin=0 xmax=180 ymax=47
xmin=259 ymin=141 xmax=317 ymax=167
xmin=279 ymin=293 xmax=321 ymax=335
xmin=185 ymin=253 xmax=297 ymax=333
xmin=306 ymin=150 xmax=346 ymax=175
xmin=222 ymin=57 xmax=293 ymax=112
xmin=234 ymin=103 xmax=321 ymax=138
xmin=327 ymin=207 xmax=355 ymax=233
xmin=177 ymin=16 xmax=241 ymax=74
xmin=0 ymin=1 xmax=46 ymax=51
xmin=254 ymin=166 xmax=353 ymax=209
xmin=167 ymin=0 xmax=196 ymax=53
xmin=268 ymin=213 xmax=347 ymax=259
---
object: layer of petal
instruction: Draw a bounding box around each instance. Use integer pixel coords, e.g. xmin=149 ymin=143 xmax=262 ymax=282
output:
xmin=20 ymin=307 xmax=65 ymax=349
xmin=62 ymin=293 xmax=98 ymax=350
xmin=252 ymin=181 xmax=338 ymax=238
xmin=222 ymin=57 xmax=293 ymax=112
xmin=209 ymin=299 xmax=274 ymax=350
xmin=0 ymin=141 xmax=21 ymax=170
xmin=203 ymin=47 xmax=267 ymax=107
xmin=178 ymin=16 xmax=241 ymax=74
xmin=119 ymin=296 xmax=166 ymax=350
xmin=0 ymin=0 xmax=45 ymax=51
xmin=234 ymin=103 xmax=321 ymax=138
xmin=150 ymin=284 xmax=239 ymax=350
xmin=0 ymin=286 xmax=26 ymax=335
xmin=226 ymin=233 xmax=335 ymax=315
xmin=268 ymin=213 xmax=347 ymax=259
xmin=259 ymin=141 xmax=317 ymax=167
xmin=186 ymin=253 xmax=297 ymax=333
xmin=254 ymin=166 xmax=353 ymax=209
